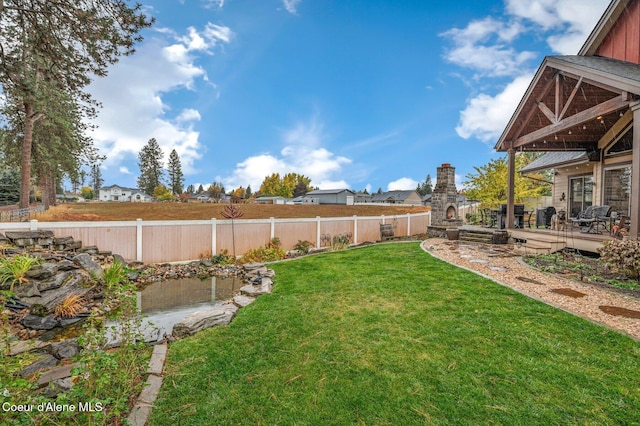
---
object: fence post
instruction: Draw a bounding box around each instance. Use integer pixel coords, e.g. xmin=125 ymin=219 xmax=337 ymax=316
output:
xmin=316 ymin=216 xmax=321 ymax=248
xmin=270 ymin=217 xmax=275 ymax=241
xmin=211 ymin=218 xmax=217 ymax=256
xmin=381 ymin=215 xmax=385 ymax=225
xmin=407 ymin=213 xmax=411 ymax=236
xmin=29 ymin=219 xmax=38 ymax=231
xmin=353 ymin=215 xmax=358 ymax=244
xmin=136 ymin=218 xmax=143 ymax=262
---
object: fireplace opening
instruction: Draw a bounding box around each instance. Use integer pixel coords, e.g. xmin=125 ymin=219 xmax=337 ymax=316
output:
xmin=446 ymin=205 xmax=456 ymax=219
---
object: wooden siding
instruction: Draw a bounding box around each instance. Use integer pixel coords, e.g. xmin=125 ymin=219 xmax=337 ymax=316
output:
xmin=596 ymin=0 xmax=640 ymax=64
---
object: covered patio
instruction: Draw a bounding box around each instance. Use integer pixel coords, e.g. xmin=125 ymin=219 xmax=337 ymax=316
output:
xmin=494 ymin=0 xmax=640 ymax=247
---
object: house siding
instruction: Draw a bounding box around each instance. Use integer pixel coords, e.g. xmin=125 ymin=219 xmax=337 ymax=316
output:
xmin=596 ymin=0 xmax=640 ymax=64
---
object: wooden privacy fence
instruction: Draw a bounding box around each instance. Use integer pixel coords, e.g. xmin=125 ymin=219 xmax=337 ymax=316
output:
xmin=0 ymin=212 xmax=431 ymax=264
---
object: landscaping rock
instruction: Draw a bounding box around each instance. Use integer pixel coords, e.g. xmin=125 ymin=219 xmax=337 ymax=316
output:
xmin=55 ymin=260 xmax=78 ymax=271
xmin=233 ymin=295 xmax=256 ymax=308
xmin=22 ymin=314 xmax=59 ymax=330
xmin=26 ymin=263 xmax=59 ymax=280
xmin=240 ymin=277 xmax=273 ymax=296
xmin=112 ymin=253 xmax=127 ymax=266
xmin=42 ymin=377 xmax=74 ymax=398
xmin=22 ymin=270 xmax=93 ymax=313
xmin=19 ymin=354 xmax=58 ymax=377
xmin=36 ymin=270 xmax=74 ymax=292
xmin=46 ymin=339 xmax=80 ymax=359
xmin=172 ymin=304 xmax=239 ymax=338
xmin=73 ymin=253 xmax=103 ymax=278
xmin=14 ymin=281 xmax=41 ymax=298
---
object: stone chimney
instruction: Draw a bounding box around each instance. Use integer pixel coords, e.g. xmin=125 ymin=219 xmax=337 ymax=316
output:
xmin=430 ymin=163 xmax=462 ymax=229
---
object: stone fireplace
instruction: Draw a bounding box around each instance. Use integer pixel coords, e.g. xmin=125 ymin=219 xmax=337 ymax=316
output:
xmin=428 ymin=163 xmax=463 ymax=237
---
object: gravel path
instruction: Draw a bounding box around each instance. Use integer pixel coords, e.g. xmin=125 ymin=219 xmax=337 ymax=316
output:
xmin=422 ymin=238 xmax=640 ymax=340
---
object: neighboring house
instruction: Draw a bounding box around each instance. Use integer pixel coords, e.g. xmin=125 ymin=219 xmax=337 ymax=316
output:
xmin=421 ymin=193 xmax=432 ymax=206
xmin=255 ymin=196 xmax=287 ymax=205
xmin=56 ymin=193 xmax=83 ymax=203
xmin=99 ymin=185 xmax=153 ymax=202
xmin=303 ymin=189 xmax=355 ymax=205
xmin=355 ymin=192 xmax=373 ymax=203
xmin=187 ymin=194 xmax=212 ymax=203
xmin=372 ymin=190 xmax=422 ymax=206
xmin=495 ymin=0 xmax=640 ymax=237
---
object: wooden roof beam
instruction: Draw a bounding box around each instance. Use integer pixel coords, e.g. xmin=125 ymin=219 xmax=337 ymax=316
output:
xmin=511 ymin=73 xmax=558 ymax=140
xmin=558 ymin=77 xmax=583 ymax=121
xmin=513 ymin=94 xmax=630 ymax=148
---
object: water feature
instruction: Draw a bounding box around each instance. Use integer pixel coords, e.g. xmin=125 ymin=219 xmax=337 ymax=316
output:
xmin=137 ymin=275 xmax=241 ymax=332
xmin=106 ymin=275 xmax=241 ymax=345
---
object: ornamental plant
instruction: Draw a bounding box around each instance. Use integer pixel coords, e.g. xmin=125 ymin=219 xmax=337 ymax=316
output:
xmin=598 ymin=238 xmax=640 ymax=279
xmin=0 ymin=254 xmax=41 ymax=292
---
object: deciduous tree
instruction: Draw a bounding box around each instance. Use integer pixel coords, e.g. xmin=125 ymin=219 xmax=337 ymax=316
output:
xmin=463 ymin=154 xmax=551 ymax=208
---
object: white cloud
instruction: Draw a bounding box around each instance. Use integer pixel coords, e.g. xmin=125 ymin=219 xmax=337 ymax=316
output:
xmin=119 ymin=166 xmax=132 ymax=175
xmin=455 ymin=74 xmax=533 ymax=143
xmin=505 ymin=0 xmax=609 ymax=54
xmin=176 ymin=109 xmax=202 ymax=123
xmin=444 ymin=0 xmax=609 ymax=142
xmin=282 ymin=0 xmax=302 ymax=14
xmin=441 ymin=18 xmax=535 ymax=78
xmin=387 ymin=177 xmax=418 ymax=191
xmin=223 ymin=117 xmax=352 ymax=190
xmin=88 ymin=24 xmax=232 ymax=177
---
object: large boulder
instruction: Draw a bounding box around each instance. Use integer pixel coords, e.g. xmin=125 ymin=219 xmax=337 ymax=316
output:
xmin=26 ymin=263 xmax=59 ymax=280
xmin=73 ymin=253 xmax=103 ymax=278
xmin=22 ymin=314 xmax=59 ymax=330
xmin=22 ymin=270 xmax=93 ymax=313
xmin=172 ymin=304 xmax=238 ymax=338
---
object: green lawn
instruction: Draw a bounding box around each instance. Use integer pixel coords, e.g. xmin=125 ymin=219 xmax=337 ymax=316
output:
xmin=149 ymin=243 xmax=640 ymax=425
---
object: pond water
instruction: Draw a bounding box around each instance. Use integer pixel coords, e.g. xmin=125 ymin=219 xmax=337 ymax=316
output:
xmin=136 ymin=276 xmax=242 ymax=333
xmin=105 ymin=276 xmax=242 ymax=345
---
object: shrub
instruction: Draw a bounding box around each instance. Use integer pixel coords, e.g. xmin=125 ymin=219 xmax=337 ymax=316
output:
xmin=294 ymin=240 xmax=313 ymax=254
xmin=331 ymin=233 xmax=352 ymax=251
xmin=0 ymin=254 xmax=41 ymax=292
xmin=598 ymin=238 xmax=640 ymax=279
xmin=102 ymin=260 xmax=128 ymax=290
xmin=241 ymin=241 xmax=286 ymax=264
xmin=211 ymin=249 xmax=234 ymax=265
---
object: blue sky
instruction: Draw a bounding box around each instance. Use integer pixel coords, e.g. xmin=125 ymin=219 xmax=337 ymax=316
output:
xmin=87 ymin=0 xmax=610 ymax=194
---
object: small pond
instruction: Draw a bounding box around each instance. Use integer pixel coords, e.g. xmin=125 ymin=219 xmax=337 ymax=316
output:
xmin=137 ymin=275 xmax=242 ymax=333
xmin=105 ymin=276 xmax=242 ymax=345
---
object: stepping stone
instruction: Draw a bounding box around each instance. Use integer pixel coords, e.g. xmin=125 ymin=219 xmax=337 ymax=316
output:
xmin=550 ymin=288 xmax=586 ymax=298
xmin=488 ymin=266 xmax=509 ymax=272
xmin=599 ymin=306 xmax=640 ymax=319
xmin=459 ymin=254 xmax=474 ymax=259
xmin=469 ymin=259 xmax=489 ymax=264
xmin=516 ymin=276 xmax=546 ymax=285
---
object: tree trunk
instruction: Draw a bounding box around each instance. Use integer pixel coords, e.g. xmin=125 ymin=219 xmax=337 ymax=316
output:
xmin=40 ymin=170 xmax=50 ymax=209
xmin=50 ymin=173 xmax=57 ymax=206
xmin=20 ymin=102 xmax=35 ymax=209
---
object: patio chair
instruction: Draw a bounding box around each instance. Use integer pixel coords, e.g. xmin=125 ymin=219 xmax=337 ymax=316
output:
xmin=579 ymin=205 xmax=612 ymax=234
xmin=569 ymin=205 xmax=594 ymax=229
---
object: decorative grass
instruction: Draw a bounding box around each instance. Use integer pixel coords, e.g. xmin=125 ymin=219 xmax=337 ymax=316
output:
xmin=149 ymin=243 xmax=640 ymax=425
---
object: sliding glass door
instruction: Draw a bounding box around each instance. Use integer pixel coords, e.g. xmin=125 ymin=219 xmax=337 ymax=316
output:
xmin=569 ymin=176 xmax=593 ymax=217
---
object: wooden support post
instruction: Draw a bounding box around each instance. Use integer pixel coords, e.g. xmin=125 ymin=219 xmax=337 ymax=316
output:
xmin=630 ymin=102 xmax=640 ymax=238
xmin=506 ymin=149 xmax=516 ymax=229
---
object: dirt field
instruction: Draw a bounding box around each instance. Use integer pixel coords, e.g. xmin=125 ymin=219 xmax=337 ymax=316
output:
xmin=32 ymin=202 xmax=430 ymax=221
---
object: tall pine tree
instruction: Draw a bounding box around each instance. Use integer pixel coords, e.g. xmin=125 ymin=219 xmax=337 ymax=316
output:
xmin=167 ymin=149 xmax=184 ymax=195
xmin=137 ymin=138 xmax=165 ymax=195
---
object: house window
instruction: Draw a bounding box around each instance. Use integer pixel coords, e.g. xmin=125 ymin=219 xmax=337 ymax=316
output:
xmin=603 ymin=165 xmax=631 ymax=216
xmin=569 ymin=176 xmax=593 ymax=217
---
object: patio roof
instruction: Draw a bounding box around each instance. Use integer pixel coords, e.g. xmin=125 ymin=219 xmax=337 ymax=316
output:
xmin=495 ymin=55 xmax=640 ymax=153
xmin=519 ymin=151 xmax=590 ymax=174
